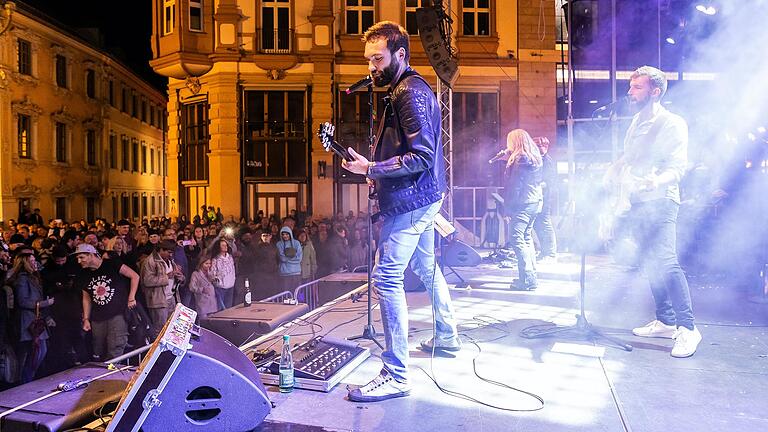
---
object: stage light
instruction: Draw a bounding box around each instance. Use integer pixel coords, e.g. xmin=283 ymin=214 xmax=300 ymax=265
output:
xmin=666 ymin=37 xmax=676 ymax=44
xmin=588 ymin=100 xmax=598 ymax=104
xmin=695 ymin=4 xmax=717 ymax=15
xmin=757 ymin=126 xmax=766 ymax=133
xmin=748 ymin=132 xmax=757 ymax=141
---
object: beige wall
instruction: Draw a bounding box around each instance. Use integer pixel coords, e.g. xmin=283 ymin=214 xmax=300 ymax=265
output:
xmin=0 ymin=8 xmax=167 ymax=223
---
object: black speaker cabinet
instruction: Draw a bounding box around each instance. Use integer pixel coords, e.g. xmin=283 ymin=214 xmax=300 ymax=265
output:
xmin=200 ymin=301 xmax=310 ymax=346
xmin=0 ymin=363 xmax=133 ymax=432
xmin=416 ymin=6 xmax=459 ymax=86
xmin=108 ymin=305 xmax=271 ymax=432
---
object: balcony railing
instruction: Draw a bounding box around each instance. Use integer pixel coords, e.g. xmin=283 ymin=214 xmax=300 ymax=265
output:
xmin=258 ymin=28 xmax=293 ymax=54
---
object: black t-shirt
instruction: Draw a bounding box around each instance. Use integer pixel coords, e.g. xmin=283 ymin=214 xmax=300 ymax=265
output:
xmin=78 ymin=259 xmax=129 ymax=322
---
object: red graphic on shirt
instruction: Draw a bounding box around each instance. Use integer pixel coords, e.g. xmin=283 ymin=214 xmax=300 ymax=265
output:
xmin=88 ymin=275 xmax=115 ymax=306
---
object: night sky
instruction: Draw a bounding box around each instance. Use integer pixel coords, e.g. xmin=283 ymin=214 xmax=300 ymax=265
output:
xmin=20 ymin=0 xmax=167 ymax=91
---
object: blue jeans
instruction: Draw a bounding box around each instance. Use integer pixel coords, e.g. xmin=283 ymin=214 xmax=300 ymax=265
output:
xmin=533 ymin=205 xmax=557 ymax=257
xmin=628 ymin=199 xmax=695 ymax=330
xmin=373 ymin=199 xmax=459 ymax=383
xmin=509 ymin=201 xmax=542 ymax=287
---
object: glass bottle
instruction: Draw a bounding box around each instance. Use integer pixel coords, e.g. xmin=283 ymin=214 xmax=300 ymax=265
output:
xmin=279 ymin=335 xmax=294 ymax=393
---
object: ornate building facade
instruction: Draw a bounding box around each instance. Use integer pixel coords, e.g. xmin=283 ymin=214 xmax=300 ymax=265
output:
xmin=150 ymin=0 xmax=557 ymax=224
xmin=0 ymin=2 xmax=168 ymax=224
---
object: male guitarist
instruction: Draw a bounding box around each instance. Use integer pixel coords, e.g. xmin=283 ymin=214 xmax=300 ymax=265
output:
xmin=341 ymin=21 xmax=460 ymax=402
xmin=604 ymin=66 xmax=701 ymax=357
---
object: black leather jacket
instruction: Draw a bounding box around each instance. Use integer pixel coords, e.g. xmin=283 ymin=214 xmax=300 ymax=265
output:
xmin=369 ymin=69 xmax=445 ymax=221
xmin=503 ymin=154 xmax=543 ymax=212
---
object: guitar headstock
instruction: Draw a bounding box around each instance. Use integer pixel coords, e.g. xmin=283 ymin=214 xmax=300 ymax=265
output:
xmin=318 ymin=122 xmax=336 ymax=153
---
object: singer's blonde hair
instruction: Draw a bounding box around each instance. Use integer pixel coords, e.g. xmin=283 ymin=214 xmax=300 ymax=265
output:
xmin=506 ymin=129 xmax=542 ymax=168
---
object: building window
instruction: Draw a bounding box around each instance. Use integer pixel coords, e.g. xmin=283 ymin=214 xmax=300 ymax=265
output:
xmin=55 ymin=54 xmax=68 ymax=88
xmin=345 ymin=0 xmax=375 ymax=35
xmin=132 ymin=140 xmax=139 ymax=172
xmin=18 ymin=39 xmax=32 ymax=75
xmin=462 ymin=0 xmax=491 ymax=36
xmin=121 ymin=195 xmax=130 ymax=219
xmin=141 ymin=143 xmax=147 ymax=173
xmin=132 ymin=195 xmax=140 ymax=219
xmin=55 ymin=197 xmax=66 ymax=220
xmin=181 ymin=101 xmax=209 ymax=181
xmin=150 ymin=106 xmax=156 ymax=127
xmin=86 ymin=69 xmax=96 ymax=99
xmin=142 ymin=195 xmax=148 ymax=218
xmin=109 ymin=80 xmax=115 ymax=106
xmin=260 ymin=0 xmax=291 ymax=53
xmin=121 ymin=86 xmax=129 ymax=112
xmin=86 ymin=197 xmax=96 ymax=222
xmin=150 ymin=148 xmax=155 ymax=174
xmin=151 ymin=195 xmax=156 ymax=216
xmin=244 ymin=90 xmax=307 ymax=179
xmin=132 ymin=94 xmax=138 ymax=118
xmin=190 ymin=0 xmax=203 ymax=31
xmin=55 ymin=122 xmax=67 ymax=162
xmin=17 ymin=114 xmax=32 ymax=159
xmin=141 ymin=100 xmax=147 ymax=123
xmin=122 ymin=136 xmax=130 ymax=171
xmin=86 ymin=129 xmax=97 ymax=166
xmin=405 ymin=0 xmax=429 ymax=35
xmin=164 ymin=0 xmax=176 ymax=35
xmin=109 ymin=134 xmax=117 ymax=169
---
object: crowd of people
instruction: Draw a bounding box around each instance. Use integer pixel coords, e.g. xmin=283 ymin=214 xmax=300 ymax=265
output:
xmin=0 ymin=209 xmax=373 ymax=387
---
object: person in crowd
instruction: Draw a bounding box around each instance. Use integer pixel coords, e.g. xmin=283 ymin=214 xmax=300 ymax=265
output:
xmin=276 ymin=227 xmax=302 ymax=294
xmin=253 ymin=231 xmax=279 ymax=299
xmin=209 ymin=239 xmax=236 ymax=309
xmin=297 ymin=230 xmax=317 ymax=285
xmin=188 ymin=258 xmax=218 ymax=319
xmin=163 ymin=228 xmax=190 ymax=306
xmin=326 ymin=224 xmax=349 ymax=273
xmin=502 ymin=129 xmax=543 ymax=291
xmin=348 ymin=228 xmax=369 ymax=271
xmin=75 ymin=243 xmax=139 ymax=361
xmin=532 ymin=136 xmax=558 ymax=262
xmin=116 ymin=219 xmax=135 ymax=253
xmin=340 ymin=21 xmax=460 ymax=402
xmin=235 ymin=230 xmax=258 ymax=304
xmin=41 ymin=245 xmax=84 ymax=373
xmin=140 ymin=240 xmax=183 ymax=338
xmin=603 ymin=65 xmax=700 ymax=358
xmin=8 ymin=247 xmax=53 ymax=383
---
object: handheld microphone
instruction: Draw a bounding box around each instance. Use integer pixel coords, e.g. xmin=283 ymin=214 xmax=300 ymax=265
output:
xmin=488 ymin=149 xmax=510 ymax=164
xmin=594 ymin=96 xmax=628 ymax=113
xmin=345 ymin=76 xmax=373 ymax=94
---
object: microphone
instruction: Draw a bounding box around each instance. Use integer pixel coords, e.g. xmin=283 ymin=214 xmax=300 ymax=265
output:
xmin=594 ymin=96 xmax=628 ymax=113
xmin=488 ymin=149 xmax=510 ymax=164
xmin=345 ymin=76 xmax=373 ymax=94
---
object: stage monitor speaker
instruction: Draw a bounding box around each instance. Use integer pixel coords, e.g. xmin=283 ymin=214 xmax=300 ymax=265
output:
xmin=443 ymin=239 xmax=482 ymax=267
xmin=416 ymin=7 xmax=459 ymax=87
xmin=200 ymin=301 xmax=310 ymax=346
xmin=0 ymin=363 xmax=132 ymax=432
xmin=108 ymin=305 xmax=271 ymax=432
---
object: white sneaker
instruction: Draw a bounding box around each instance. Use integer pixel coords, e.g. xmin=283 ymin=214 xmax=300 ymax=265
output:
xmin=348 ymin=370 xmax=411 ymax=402
xmin=632 ymin=320 xmax=677 ymax=339
xmin=671 ymin=326 xmax=702 ymax=358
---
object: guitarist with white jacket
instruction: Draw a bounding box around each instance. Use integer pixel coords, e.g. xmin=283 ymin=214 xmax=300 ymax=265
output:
xmin=604 ymin=66 xmax=700 ymax=358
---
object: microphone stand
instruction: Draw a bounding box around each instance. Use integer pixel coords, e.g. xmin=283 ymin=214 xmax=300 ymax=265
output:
xmin=348 ymin=83 xmax=384 ymax=349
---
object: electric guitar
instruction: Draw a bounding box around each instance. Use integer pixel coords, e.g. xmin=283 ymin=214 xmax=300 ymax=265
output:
xmin=317 ymin=122 xmax=352 ymax=161
xmin=317 ymin=122 xmax=377 ymax=199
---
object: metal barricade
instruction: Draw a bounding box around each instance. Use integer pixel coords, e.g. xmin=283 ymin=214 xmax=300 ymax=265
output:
xmin=259 ymin=290 xmax=295 ymax=304
xmin=293 ymin=279 xmax=322 ymax=311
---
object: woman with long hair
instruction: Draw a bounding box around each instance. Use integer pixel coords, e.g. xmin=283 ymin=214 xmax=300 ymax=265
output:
xmin=209 ymin=239 xmax=236 ymax=310
xmin=502 ymin=129 xmax=543 ymax=290
xmin=8 ymin=248 xmax=53 ymax=383
xmin=188 ymin=258 xmax=218 ymax=319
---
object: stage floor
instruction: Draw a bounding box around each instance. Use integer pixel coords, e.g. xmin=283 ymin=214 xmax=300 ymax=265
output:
xmin=249 ymin=252 xmax=768 ymax=432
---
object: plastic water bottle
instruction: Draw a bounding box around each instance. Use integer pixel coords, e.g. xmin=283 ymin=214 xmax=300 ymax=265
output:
xmin=244 ymin=278 xmax=252 ymax=306
xmin=279 ymin=335 xmax=294 ymax=393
